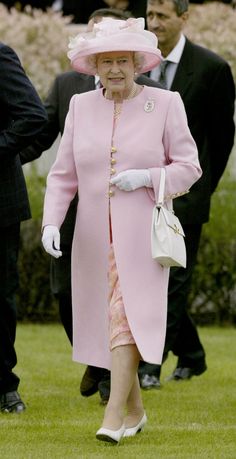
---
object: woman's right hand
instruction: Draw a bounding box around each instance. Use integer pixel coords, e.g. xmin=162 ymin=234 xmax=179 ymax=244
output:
xmin=110 ymin=169 xmax=152 ymax=191
xmin=42 ymin=225 xmax=62 ymax=258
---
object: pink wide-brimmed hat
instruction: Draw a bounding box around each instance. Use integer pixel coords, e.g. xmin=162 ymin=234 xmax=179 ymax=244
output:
xmin=67 ymin=17 xmax=162 ymax=75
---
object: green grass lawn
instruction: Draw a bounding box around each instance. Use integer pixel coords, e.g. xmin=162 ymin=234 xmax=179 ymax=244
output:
xmin=0 ymin=324 xmax=235 ymax=459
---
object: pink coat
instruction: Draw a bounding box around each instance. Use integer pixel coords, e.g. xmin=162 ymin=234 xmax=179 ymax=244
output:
xmin=43 ymin=86 xmax=202 ymax=369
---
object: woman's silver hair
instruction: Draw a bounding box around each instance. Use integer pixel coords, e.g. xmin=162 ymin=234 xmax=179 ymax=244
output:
xmin=134 ymin=53 xmax=145 ymax=73
xmin=86 ymin=52 xmax=145 ymax=74
xmin=87 ymin=54 xmax=98 ymax=74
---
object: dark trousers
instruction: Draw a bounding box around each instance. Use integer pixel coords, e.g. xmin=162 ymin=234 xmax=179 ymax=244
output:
xmin=139 ymin=224 xmax=206 ymax=378
xmin=51 ymin=244 xmax=73 ymax=345
xmin=50 ymin=198 xmax=76 ymax=345
xmin=57 ymin=293 xmax=73 ymax=345
xmin=0 ymin=223 xmax=21 ymax=394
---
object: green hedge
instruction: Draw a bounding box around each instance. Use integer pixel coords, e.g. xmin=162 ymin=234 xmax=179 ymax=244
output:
xmin=17 ymin=219 xmax=59 ymax=322
xmin=16 ymin=167 xmax=236 ymax=325
xmin=189 ymin=171 xmax=236 ymax=325
xmin=16 ymin=169 xmax=58 ymax=322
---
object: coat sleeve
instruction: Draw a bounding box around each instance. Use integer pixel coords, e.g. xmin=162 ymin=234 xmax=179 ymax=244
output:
xmin=0 ymin=44 xmax=47 ymax=159
xmin=149 ymin=91 xmax=202 ymax=203
xmin=42 ymin=95 xmax=78 ymax=229
xmin=20 ymin=75 xmax=61 ymax=164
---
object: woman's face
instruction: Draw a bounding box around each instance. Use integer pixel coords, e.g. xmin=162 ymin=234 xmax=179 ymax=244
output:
xmin=96 ymin=51 xmax=135 ymax=96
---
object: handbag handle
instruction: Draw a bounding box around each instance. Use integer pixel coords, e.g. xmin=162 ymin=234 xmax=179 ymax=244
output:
xmin=157 ymin=168 xmax=165 ymax=206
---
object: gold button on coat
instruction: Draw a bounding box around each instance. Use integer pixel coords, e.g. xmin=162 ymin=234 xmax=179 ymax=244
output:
xmin=111 ymin=146 xmax=117 ymax=153
xmin=110 ymin=168 xmax=116 ymax=175
xmin=108 ymin=189 xmax=115 ymax=197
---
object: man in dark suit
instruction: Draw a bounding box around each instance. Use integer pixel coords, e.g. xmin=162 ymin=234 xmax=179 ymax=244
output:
xmin=20 ymin=7 xmax=162 ymax=403
xmin=0 ymin=43 xmax=47 ymax=413
xmin=138 ymin=0 xmax=235 ymax=389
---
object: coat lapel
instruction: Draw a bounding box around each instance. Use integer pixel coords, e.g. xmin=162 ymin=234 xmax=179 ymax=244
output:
xmin=170 ymin=39 xmax=194 ymax=98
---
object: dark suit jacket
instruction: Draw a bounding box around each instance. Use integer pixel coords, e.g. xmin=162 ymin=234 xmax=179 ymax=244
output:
xmin=170 ymin=38 xmax=235 ymax=224
xmin=0 ymin=43 xmax=47 ymax=227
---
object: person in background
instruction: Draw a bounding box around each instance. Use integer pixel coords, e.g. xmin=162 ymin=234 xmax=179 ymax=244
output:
xmin=0 ymin=42 xmax=47 ymax=413
xmin=87 ymin=7 xmax=132 ymax=29
xmin=138 ymin=0 xmax=235 ymax=390
xmin=20 ymin=7 xmax=162 ymax=404
xmin=128 ymin=0 xmax=148 ymax=18
xmin=41 ymin=17 xmax=201 ymax=443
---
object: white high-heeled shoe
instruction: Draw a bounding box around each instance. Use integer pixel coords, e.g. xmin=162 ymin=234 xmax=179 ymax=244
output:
xmin=123 ymin=413 xmax=147 ymax=437
xmin=96 ymin=424 xmax=125 ymax=443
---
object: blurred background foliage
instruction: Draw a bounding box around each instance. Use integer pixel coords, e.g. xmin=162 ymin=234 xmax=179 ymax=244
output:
xmin=189 ymin=172 xmax=236 ymax=325
xmin=0 ymin=2 xmax=235 ymax=98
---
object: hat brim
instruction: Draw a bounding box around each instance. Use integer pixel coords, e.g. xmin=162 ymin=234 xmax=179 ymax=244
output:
xmin=68 ymin=32 xmax=162 ymax=75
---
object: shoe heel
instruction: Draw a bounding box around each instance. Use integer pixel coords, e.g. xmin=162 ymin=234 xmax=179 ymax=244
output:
xmin=123 ymin=413 xmax=147 ymax=437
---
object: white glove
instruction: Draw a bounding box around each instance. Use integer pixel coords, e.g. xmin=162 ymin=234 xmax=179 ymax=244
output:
xmin=42 ymin=225 xmax=62 ymax=259
xmin=110 ymin=169 xmax=152 ymax=191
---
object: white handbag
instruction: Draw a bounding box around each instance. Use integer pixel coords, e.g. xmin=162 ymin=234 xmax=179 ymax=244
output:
xmin=151 ymin=168 xmax=186 ymax=268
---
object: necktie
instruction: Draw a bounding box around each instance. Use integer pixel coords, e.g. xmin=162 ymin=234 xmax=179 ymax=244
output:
xmin=95 ymin=79 xmax=103 ymax=89
xmin=159 ymin=60 xmax=170 ymax=89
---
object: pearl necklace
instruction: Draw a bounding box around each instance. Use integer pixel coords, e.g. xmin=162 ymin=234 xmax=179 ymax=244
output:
xmin=105 ymin=83 xmax=139 ymax=120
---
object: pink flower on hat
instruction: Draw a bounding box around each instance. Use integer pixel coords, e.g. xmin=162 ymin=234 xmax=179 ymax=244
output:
xmin=67 ymin=17 xmax=162 ymax=75
xmin=94 ymin=17 xmax=145 ymax=37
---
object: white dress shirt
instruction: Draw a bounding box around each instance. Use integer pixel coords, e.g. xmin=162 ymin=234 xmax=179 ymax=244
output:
xmin=150 ymin=34 xmax=186 ymax=89
xmin=95 ymin=75 xmax=101 ymax=88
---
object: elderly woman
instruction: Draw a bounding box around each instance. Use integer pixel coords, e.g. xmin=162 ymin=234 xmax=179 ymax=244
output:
xmin=42 ymin=18 xmax=201 ymax=444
